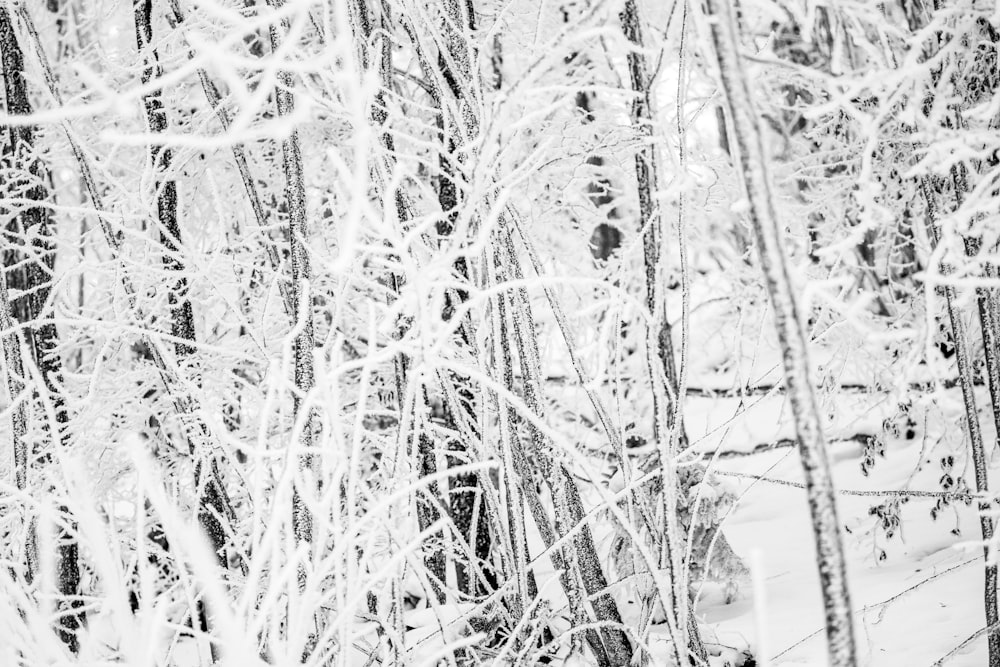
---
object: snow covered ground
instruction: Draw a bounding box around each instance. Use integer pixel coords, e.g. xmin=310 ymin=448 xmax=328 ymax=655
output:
xmin=695 ymin=404 xmax=993 ymax=667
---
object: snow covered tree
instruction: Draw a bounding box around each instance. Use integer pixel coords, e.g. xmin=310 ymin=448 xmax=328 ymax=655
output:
xmin=6 ymin=1 xmax=1000 ymax=665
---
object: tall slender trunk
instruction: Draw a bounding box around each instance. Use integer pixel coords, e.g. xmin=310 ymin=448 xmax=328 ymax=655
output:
xmin=500 ymin=228 xmax=633 ymax=666
xmin=134 ymin=1 xmax=193 ymax=355
xmin=132 ymin=3 xmax=230 ymax=661
xmin=0 ymin=186 xmax=32 ymax=652
xmin=620 ymin=2 xmax=709 ymax=663
xmin=947 ymin=33 xmax=1000 ymax=619
xmin=395 ymin=0 xmax=495 ymax=602
xmin=908 ymin=9 xmax=1000 ymax=660
xmin=348 ymin=0 xmax=446 ymax=604
xmin=706 ymin=2 xmax=858 ymax=665
xmin=371 ymin=1 xmax=630 ymax=660
xmin=434 ymin=0 xmax=495 ymax=601
xmin=0 ymin=4 xmax=81 ymax=651
xmin=482 ymin=27 xmax=534 ymax=632
xmin=45 ymin=0 xmax=88 ymax=374
xmin=921 ymin=178 xmax=1000 ymax=666
xmin=266 ymin=0 xmax=317 ymax=567
xmin=16 ymin=10 xmax=243 ymax=652
xmin=487 ymin=245 xmax=529 ymax=623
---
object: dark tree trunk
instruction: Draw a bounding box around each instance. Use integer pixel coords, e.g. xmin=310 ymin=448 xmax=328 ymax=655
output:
xmin=620 ymin=2 xmax=714 ymax=661
xmin=133 ymin=4 xmax=228 ymax=660
xmin=0 ymin=4 xmax=82 ymax=652
xmin=134 ymin=1 xmax=193 ymax=357
xmin=435 ymin=0 xmax=493 ymax=601
xmin=400 ymin=0 xmax=495 ymax=603
xmin=500 ymin=229 xmax=633 ymax=666
xmin=266 ymin=0 xmax=318 ymax=586
xmin=903 ymin=7 xmax=1000 ymax=661
xmin=168 ymin=0 xmax=294 ymax=319
xmin=17 ymin=6 xmax=242 ymax=646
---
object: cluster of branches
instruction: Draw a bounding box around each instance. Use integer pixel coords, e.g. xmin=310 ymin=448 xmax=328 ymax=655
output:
xmin=7 ymin=0 xmax=1000 ymax=665
xmin=717 ymin=1 xmax=1000 ymax=665
xmin=0 ymin=1 xmax=748 ymax=665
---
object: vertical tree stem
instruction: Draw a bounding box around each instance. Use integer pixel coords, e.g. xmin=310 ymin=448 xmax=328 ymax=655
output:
xmin=266 ymin=0 xmax=317 ymax=568
xmin=921 ymin=179 xmax=1000 ymax=667
xmin=133 ymin=3 xmax=229 ymax=660
xmin=705 ymin=2 xmax=858 ymax=665
xmin=1 ymin=4 xmax=81 ymax=650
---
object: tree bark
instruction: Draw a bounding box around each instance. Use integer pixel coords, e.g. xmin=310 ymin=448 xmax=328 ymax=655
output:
xmin=501 ymin=229 xmax=633 ymax=666
xmin=17 ymin=2 xmax=243 ymax=635
xmin=395 ymin=0 xmax=496 ymax=602
xmin=706 ymin=1 xmax=858 ymax=665
xmin=434 ymin=0 xmax=495 ymax=601
xmin=266 ymin=0 xmax=318 ymax=567
xmin=908 ymin=10 xmax=1000 ymax=661
xmin=921 ymin=178 xmax=1000 ymax=667
xmin=620 ymin=2 xmax=710 ymax=662
xmin=133 ymin=3 xmax=230 ymax=659
xmin=349 ymin=0 xmax=448 ymax=605
xmin=0 ymin=4 xmax=82 ymax=651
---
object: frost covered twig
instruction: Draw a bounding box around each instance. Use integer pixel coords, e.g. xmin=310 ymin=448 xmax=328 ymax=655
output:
xmin=715 ymin=471 xmax=982 ymax=501
xmin=168 ymin=0 xmax=294 ymax=318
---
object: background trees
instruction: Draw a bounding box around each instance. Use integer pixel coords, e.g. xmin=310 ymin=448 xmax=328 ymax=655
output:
xmin=3 ymin=0 xmax=1000 ymax=665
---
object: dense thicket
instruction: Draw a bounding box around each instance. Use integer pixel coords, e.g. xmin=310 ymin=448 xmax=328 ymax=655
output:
xmin=3 ymin=1 xmax=1000 ymax=665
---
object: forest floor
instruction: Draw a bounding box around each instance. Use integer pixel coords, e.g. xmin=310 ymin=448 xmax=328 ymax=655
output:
xmin=684 ymin=383 xmax=993 ymax=666
xmin=631 ymin=266 xmax=995 ymax=667
xmin=73 ymin=287 xmax=999 ymax=666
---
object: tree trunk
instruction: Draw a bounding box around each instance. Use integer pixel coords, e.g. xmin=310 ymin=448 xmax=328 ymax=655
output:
xmin=948 ymin=37 xmax=1000 ymax=645
xmin=706 ymin=1 xmax=858 ymax=665
xmin=501 ymin=229 xmax=633 ymax=666
xmin=434 ymin=0 xmax=495 ymax=602
xmin=0 ymin=5 xmax=82 ymax=651
xmin=266 ymin=0 xmax=317 ymax=570
xmin=395 ymin=0 xmax=496 ymax=602
xmin=920 ymin=178 xmax=1000 ymax=667
xmin=133 ymin=3 xmax=229 ymax=660
xmin=18 ymin=6 xmax=243 ymax=650
xmin=910 ymin=10 xmax=1000 ymax=661
xmin=620 ymin=2 xmax=710 ymax=662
